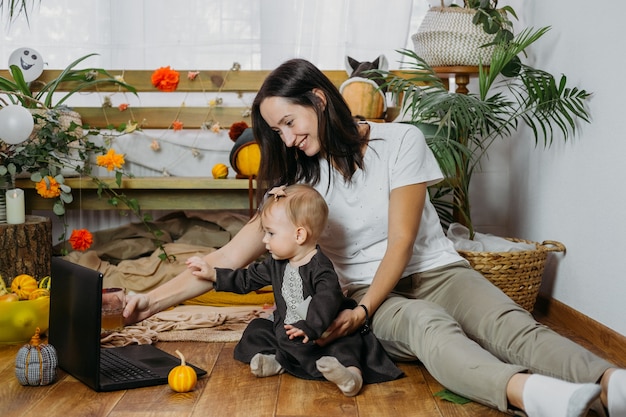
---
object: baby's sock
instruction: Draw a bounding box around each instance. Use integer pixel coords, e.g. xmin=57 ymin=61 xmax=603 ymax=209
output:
xmin=315 ymin=356 xmax=363 ymax=397
xmin=250 ymin=353 xmax=283 ymax=377
xmin=523 ymin=374 xmax=601 ymax=417
xmin=608 ymin=369 xmax=626 ymax=417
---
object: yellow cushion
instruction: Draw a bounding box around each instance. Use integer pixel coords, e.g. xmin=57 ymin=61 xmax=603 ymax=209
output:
xmin=184 ymin=286 xmax=274 ymax=307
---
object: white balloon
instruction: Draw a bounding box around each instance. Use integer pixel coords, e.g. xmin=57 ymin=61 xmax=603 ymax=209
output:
xmin=8 ymin=47 xmax=44 ymax=83
xmin=0 ymin=105 xmax=34 ymax=145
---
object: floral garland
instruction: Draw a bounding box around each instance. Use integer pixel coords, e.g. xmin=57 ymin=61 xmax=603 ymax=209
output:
xmin=100 ymin=63 xmax=249 ymax=177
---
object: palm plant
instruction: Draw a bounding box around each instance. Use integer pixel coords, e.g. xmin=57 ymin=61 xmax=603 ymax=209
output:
xmin=0 ymin=0 xmax=38 ymax=24
xmin=381 ymin=26 xmax=591 ymax=239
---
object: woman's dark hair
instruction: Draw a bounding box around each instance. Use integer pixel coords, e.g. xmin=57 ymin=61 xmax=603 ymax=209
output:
xmin=252 ymin=58 xmax=367 ymax=202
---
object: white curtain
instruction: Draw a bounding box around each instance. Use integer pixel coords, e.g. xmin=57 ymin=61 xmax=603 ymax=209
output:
xmin=1 ymin=0 xmax=428 ymax=71
xmin=1 ymin=0 xmax=430 ymax=236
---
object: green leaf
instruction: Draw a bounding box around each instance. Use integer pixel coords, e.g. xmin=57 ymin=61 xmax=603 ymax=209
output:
xmin=434 ymin=389 xmax=472 ymax=404
xmin=53 ymin=200 xmax=66 ymax=216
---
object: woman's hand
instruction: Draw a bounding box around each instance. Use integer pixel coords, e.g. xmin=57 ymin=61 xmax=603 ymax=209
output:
xmin=123 ymin=293 xmax=152 ymax=325
xmin=314 ymin=307 xmax=364 ymax=347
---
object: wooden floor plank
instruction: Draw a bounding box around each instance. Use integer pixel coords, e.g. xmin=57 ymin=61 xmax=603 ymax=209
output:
xmin=356 ymin=361 xmax=442 ymax=417
xmin=275 ymin=373 xmax=357 ymax=417
xmin=107 ymin=342 xmax=220 ymax=417
xmin=21 ymin=376 xmax=122 ymax=417
xmin=421 ymin=367 xmax=508 ymax=417
xmin=0 ymin=367 xmax=64 ymax=417
xmin=192 ymin=342 xmax=279 ymax=417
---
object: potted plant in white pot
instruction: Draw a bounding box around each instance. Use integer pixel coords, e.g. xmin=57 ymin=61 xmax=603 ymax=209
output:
xmin=377 ymin=25 xmax=588 ymax=310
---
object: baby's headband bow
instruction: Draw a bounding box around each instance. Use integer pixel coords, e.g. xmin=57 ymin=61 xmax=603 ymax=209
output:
xmin=268 ymin=185 xmax=287 ymax=201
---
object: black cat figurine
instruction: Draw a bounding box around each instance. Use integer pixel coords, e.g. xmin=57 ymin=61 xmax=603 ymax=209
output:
xmin=345 ymin=54 xmax=388 ymax=91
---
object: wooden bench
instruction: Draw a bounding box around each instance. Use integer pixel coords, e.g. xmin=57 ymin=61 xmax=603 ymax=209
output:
xmin=2 ymin=67 xmax=451 ymax=214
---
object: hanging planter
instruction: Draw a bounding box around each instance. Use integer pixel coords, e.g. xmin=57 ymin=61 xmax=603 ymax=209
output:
xmin=411 ymin=1 xmax=513 ymax=67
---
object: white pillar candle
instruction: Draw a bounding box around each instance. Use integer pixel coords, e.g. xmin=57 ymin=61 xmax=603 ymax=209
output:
xmin=6 ymin=188 xmax=25 ymax=224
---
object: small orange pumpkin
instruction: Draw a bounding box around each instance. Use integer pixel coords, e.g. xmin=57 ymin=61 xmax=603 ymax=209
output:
xmin=211 ymin=163 xmax=229 ymax=179
xmin=168 ymin=349 xmax=198 ymax=393
xmin=11 ymin=274 xmax=38 ymax=300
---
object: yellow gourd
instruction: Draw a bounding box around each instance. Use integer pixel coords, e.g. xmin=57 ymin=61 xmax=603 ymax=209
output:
xmin=11 ymin=274 xmax=38 ymax=300
xmin=211 ymin=163 xmax=229 ymax=179
xmin=28 ymin=288 xmax=50 ymax=300
xmin=234 ymin=143 xmax=261 ymax=178
xmin=168 ymin=349 xmax=197 ymax=393
xmin=39 ymin=275 xmax=51 ymax=290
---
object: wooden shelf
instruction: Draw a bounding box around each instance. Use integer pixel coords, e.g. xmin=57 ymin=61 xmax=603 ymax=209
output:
xmin=15 ymin=177 xmax=256 ymax=211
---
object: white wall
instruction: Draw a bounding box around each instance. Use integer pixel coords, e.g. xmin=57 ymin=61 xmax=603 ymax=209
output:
xmin=471 ymin=1 xmax=626 ymax=336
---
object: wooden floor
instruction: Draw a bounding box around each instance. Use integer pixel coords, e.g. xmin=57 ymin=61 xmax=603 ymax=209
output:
xmin=0 ymin=311 xmax=622 ymax=417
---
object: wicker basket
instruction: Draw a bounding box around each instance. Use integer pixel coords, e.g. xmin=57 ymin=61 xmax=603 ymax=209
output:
xmin=457 ymin=239 xmax=566 ymax=312
xmin=411 ymin=5 xmax=498 ymax=67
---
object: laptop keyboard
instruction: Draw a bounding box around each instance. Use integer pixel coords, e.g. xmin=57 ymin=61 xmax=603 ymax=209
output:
xmin=100 ymin=348 xmax=160 ymax=381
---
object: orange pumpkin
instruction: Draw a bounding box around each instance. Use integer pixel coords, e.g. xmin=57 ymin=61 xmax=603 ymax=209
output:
xmin=339 ymin=78 xmax=386 ymax=119
xmin=168 ymin=349 xmax=197 ymax=392
xmin=0 ymin=293 xmax=19 ymax=302
xmin=11 ymin=274 xmax=38 ymax=300
xmin=211 ymin=163 xmax=229 ymax=179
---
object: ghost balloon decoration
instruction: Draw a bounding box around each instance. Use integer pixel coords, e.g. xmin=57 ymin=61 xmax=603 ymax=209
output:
xmin=8 ymin=47 xmax=44 ymax=83
xmin=0 ymin=105 xmax=34 ymax=145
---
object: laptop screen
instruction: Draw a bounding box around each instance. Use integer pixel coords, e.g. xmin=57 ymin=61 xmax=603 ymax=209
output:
xmin=49 ymin=257 xmax=104 ymax=390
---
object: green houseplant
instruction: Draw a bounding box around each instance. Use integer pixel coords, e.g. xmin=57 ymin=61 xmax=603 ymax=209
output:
xmin=0 ymin=53 xmax=137 ymax=213
xmin=381 ymin=26 xmax=591 ymax=240
xmin=0 ymin=53 xmax=172 ymax=260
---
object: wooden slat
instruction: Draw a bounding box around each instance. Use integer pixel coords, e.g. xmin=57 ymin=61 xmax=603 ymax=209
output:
xmin=15 ymin=177 xmax=257 ymax=211
xmin=79 ymin=106 xmax=254 ymax=129
xmin=0 ymin=69 xmax=350 ymax=93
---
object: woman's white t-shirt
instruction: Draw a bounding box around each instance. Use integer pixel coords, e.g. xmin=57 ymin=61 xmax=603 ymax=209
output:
xmin=313 ymin=122 xmax=465 ymax=288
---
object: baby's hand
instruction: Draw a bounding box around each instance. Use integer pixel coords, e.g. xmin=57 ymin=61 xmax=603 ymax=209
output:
xmin=284 ymin=324 xmax=310 ymax=344
xmin=186 ymin=256 xmax=215 ymax=281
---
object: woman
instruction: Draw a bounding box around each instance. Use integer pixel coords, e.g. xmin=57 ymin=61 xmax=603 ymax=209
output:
xmin=125 ymin=59 xmax=625 ymax=417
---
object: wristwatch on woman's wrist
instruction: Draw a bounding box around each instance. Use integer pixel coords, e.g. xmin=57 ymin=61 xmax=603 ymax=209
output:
xmin=358 ymin=304 xmax=370 ymax=335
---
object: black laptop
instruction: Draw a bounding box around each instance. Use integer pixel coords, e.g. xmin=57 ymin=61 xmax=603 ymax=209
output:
xmin=49 ymin=257 xmax=207 ymax=391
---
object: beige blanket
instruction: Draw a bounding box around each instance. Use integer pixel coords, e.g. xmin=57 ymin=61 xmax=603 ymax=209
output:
xmin=101 ymin=305 xmax=272 ymax=347
xmin=65 ymin=210 xmax=251 ymax=292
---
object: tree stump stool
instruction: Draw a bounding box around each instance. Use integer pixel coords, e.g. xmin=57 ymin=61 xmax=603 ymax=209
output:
xmin=0 ymin=215 xmax=52 ymax=287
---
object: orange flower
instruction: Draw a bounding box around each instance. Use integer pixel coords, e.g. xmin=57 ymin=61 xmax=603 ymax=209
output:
xmin=96 ymin=148 xmax=125 ymax=171
xmin=35 ymin=176 xmax=61 ymax=198
xmin=151 ymin=66 xmax=180 ymax=92
xmin=69 ymin=229 xmax=93 ymax=251
xmin=172 ymin=120 xmax=184 ymax=131
xmin=118 ymin=103 xmax=129 ymax=111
